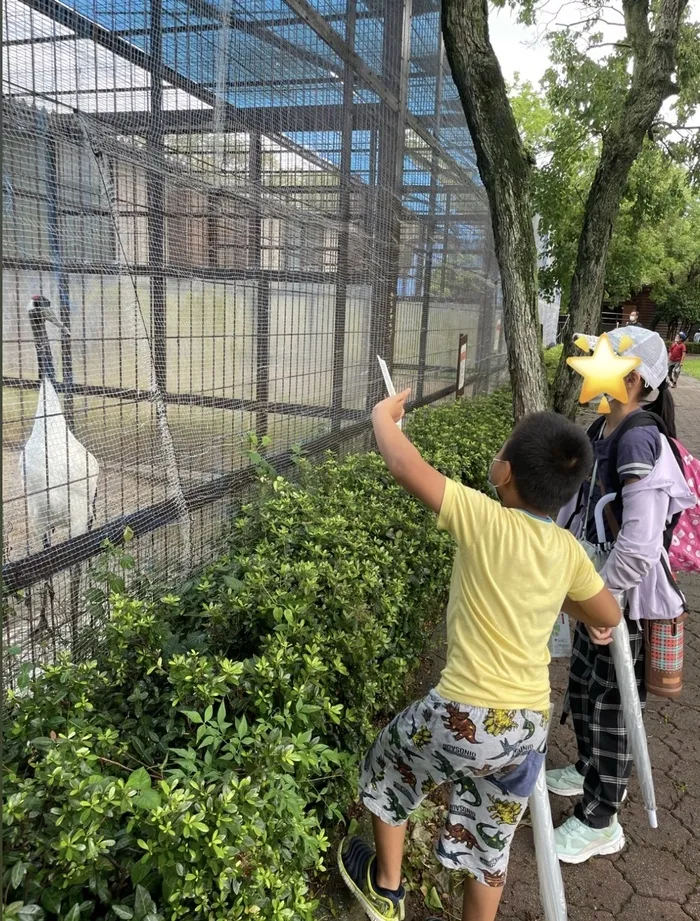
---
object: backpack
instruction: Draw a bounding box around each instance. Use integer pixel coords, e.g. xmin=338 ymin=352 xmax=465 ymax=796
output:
xmin=667 ymin=444 xmax=700 ymax=573
xmin=588 ymin=411 xmax=700 ymax=574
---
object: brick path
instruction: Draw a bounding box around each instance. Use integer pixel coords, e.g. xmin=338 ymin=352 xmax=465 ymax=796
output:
xmin=325 ymin=375 xmax=700 ymax=920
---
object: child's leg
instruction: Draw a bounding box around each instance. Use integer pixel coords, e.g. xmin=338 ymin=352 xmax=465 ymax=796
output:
xmin=461 ymin=877 xmax=503 ymax=921
xmin=341 ymin=696 xmax=439 ymax=914
xmin=372 ymin=813 xmax=407 ymax=890
xmin=437 ymin=743 xmax=547 ymax=920
xmin=577 ymin=618 xmax=645 ymax=827
xmin=568 ymin=622 xmax=595 ymax=774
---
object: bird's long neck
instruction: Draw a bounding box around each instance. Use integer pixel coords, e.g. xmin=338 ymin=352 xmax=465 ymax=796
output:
xmin=30 ymin=315 xmax=57 ymax=384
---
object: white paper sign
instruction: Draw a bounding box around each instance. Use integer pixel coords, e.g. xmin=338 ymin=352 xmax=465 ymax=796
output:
xmin=457 ymin=339 xmax=467 ymax=393
xmin=548 ymin=612 xmax=572 ymax=658
xmin=377 ymin=355 xmax=403 ymax=430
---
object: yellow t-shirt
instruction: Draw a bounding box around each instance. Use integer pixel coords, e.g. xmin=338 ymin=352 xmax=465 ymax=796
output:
xmin=436 ymin=478 xmax=604 ymax=712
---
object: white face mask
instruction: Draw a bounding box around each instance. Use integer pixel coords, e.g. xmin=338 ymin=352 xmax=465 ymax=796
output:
xmin=487 ymin=458 xmax=509 ymax=496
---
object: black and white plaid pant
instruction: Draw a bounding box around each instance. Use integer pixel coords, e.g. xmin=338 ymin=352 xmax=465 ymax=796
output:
xmin=567 ymin=617 xmax=646 ymax=829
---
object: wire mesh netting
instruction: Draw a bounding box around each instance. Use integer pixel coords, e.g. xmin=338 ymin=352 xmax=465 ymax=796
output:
xmin=2 ymin=0 xmax=507 ymax=675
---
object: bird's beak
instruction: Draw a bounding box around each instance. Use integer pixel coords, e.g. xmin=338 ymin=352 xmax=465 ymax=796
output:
xmin=42 ymin=308 xmax=71 ymax=337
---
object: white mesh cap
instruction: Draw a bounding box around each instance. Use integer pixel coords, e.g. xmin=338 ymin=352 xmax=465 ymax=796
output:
xmin=574 ymin=326 xmax=669 ymax=392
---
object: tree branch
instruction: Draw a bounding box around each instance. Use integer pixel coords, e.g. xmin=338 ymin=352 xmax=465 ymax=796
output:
xmin=559 ymin=18 xmax=627 ymax=30
xmin=622 ymin=0 xmax=652 ymax=58
xmin=655 ymin=120 xmax=700 ymax=131
xmin=553 ymin=0 xmax=688 ymax=417
xmin=584 ymin=41 xmax=633 ymax=51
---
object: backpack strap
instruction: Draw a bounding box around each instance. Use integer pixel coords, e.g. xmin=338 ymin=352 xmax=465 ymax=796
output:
xmin=587 ymin=415 xmax=607 ymax=440
xmin=597 ymin=472 xmax=620 ymax=540
xmin=561 ymin=416 xmax=607 ymax=532
xmin=605 ymin=411 xmax=666 ymax=506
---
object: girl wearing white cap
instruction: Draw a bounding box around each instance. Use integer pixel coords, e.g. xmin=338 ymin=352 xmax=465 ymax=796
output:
xmin=548 ymin=326 xmax=694 ymax=863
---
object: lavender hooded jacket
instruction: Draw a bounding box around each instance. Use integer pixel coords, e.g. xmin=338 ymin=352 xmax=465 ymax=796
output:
xmin=556 ymin=435 xmax=695 ymax=621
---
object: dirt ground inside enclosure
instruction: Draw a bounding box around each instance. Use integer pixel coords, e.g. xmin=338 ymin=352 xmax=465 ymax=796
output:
xmin=322 ymin=373 xmax=700 ymax=921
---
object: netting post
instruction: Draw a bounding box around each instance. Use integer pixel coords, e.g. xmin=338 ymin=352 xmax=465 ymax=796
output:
xmin=250 ymin=132 xmax=270 ymax=441
xmin=439 ymin=189 xmax=451 ymax=294
xmin=147 ymin=0 xmax=166 ymax=394
xmin=331 ymin=0 xmax=357 ymax=433
xmin=207 ymin=193 xmax=219 ymax=268
xmin=43 ymin=118 xmax=74 ymax=426
xmin=417 ymin=37 xmax=444 ymax=403
xmin=367 ymin=0 xmax=413 ymax=412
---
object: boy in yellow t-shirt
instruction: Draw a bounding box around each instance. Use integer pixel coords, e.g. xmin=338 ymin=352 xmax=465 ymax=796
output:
xmin=339 ymin=391 xmax=621 ymax=921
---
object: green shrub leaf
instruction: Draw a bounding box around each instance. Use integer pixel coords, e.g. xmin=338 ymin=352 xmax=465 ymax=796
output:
xmin=125 ymin=768 xmax=152 ymax=793
xmin=112 ymin=907 xmax=134 ymax=920
xmin=134 ymin=789 xmax=161 ymax=811
xmin=10 ymin=861 xmax=28 ymax=889
xmin=17 ymin=907 xmax=44 ymax=921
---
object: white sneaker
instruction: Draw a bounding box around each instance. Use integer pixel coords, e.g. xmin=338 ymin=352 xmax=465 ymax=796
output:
xmin=554 ymin=815 xmax=625 ymax=864
xmin=546 ymin=764 xmax=585 ymax=797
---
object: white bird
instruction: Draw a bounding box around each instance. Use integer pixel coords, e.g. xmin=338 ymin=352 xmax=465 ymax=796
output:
xmin=19 ymin=296 xmax=99 ymax=547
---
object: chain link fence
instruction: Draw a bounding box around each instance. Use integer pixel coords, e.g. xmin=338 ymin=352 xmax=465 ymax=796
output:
xmin=2 ymin=0 xmax=506 ymax=675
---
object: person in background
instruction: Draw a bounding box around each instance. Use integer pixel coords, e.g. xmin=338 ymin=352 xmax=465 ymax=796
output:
xmin=626 ymin=310 xmax=642 ymax=328
xmin=668 ymin=332 xmax=687 ymax=389
xmin=693 ymin=330 xmax=700 ymax=344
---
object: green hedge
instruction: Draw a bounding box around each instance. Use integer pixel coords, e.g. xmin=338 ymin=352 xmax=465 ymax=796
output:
xmin=2 ymin=389 xmax=514 ymax=921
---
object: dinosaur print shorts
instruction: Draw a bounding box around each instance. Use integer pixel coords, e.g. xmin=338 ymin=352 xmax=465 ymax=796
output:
xmin=359 ymin=689 xmax=549 ymax=886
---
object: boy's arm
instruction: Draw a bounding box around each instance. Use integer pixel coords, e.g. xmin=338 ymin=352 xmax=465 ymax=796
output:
xmin=562 ymin=587 xmax=622 ymax=646
xmin=372 ymin=391 xmax=446 ymax=514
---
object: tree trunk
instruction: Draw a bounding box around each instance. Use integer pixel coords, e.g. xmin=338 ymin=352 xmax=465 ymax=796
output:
xmin=442 ymin=0 xmax=549 ymax=420
xmin=553 ymin=0 xmax=688 ymax=418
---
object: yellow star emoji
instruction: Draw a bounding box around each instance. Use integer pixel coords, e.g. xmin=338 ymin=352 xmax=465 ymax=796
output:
xmin=567 ymin=333 xmax=641 ymax=404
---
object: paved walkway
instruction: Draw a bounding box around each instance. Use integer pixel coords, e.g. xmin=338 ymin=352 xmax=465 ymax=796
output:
xmin=325 ymin=375 xmax=700 ymax=921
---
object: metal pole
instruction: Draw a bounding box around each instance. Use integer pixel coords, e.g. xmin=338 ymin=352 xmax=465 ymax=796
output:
xmin=147 ymin=0 xmax=166 ymax=393
xmin=43 ymin=118 xmax=74 ymax=426
xmin=250 ymin=132 xmax=269 ymax=439
xmin=417 ymin=37 xmax=444 ymax=402
xmin=331 ymin=0 xmax=357 ymax=432
xmin=367 ymin=0 xmax=412 ymax=412
xmin=207 ymin=193 xmax=220 ymax=268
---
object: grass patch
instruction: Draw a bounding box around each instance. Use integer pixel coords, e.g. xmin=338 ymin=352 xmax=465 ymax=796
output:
xmin=681 ymin=358 xmax=700 ymax=381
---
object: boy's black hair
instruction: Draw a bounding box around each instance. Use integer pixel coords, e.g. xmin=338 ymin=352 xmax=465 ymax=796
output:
xmin=501 ymin=412 xmax=593 ymax=517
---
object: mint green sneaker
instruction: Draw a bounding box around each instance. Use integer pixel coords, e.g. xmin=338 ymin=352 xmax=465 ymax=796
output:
xmin=338 ymin=837 xmax=406 ymax=921
xmin=554 ymin=815 xmax=625 ymax=864
xmin=546 ymin=764 xmax=585 ymax=797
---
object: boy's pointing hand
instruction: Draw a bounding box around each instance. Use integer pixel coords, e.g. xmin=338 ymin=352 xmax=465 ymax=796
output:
xmin=373 ymin=389 xmax=411 ymax=425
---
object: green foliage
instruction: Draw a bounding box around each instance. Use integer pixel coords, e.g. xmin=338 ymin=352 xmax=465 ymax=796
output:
xmin=543 ymin=345 xmax=563 ymax=382
xmin=3 ymin=391 xmax=513 ymax=921
xmin=509 ymin=12 xmax=700 ymax=312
